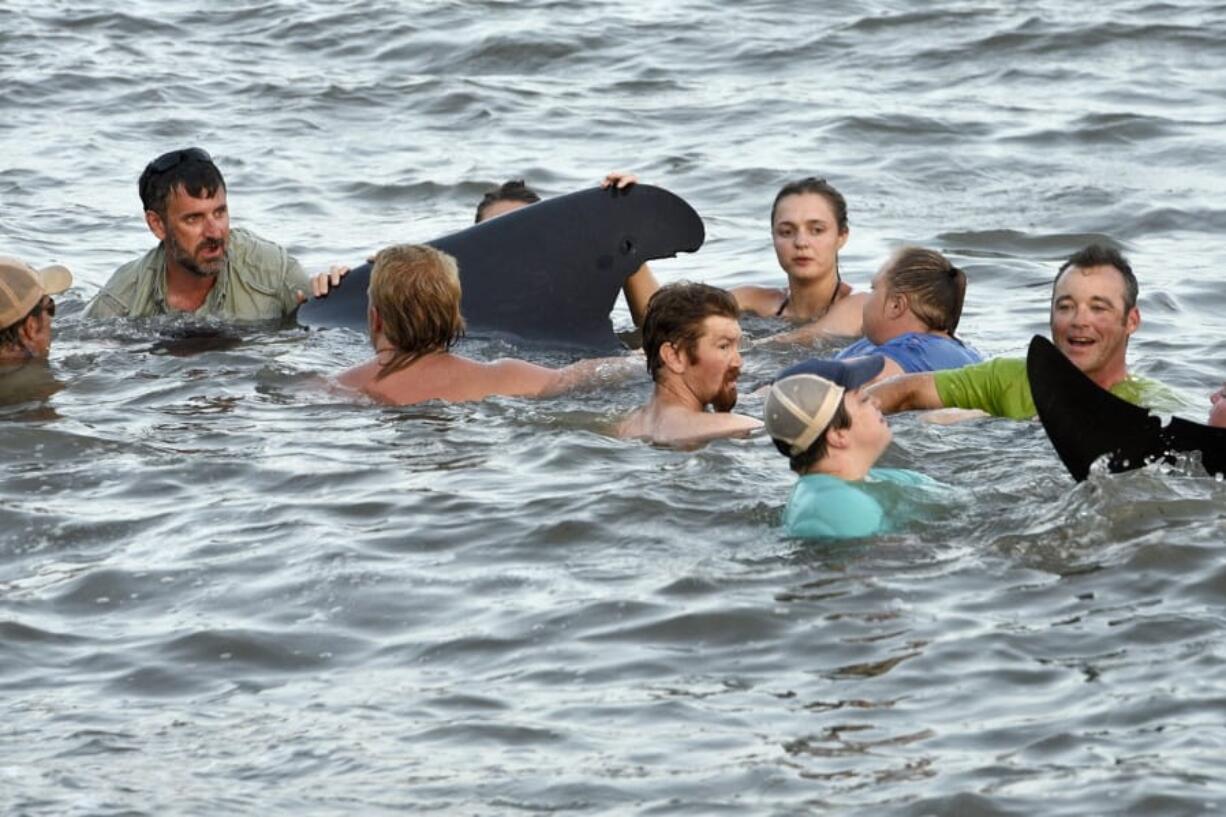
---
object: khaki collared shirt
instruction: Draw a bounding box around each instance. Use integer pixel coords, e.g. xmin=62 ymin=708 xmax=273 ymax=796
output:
xmin=85 ymin=228 xmax=309 ymax=320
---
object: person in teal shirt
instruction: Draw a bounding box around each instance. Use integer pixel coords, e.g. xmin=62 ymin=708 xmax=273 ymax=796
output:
xmin=765 ymin=355 xmax=941 ymax=539
xmin=866 ymin=244 xmax=1182 ymax=418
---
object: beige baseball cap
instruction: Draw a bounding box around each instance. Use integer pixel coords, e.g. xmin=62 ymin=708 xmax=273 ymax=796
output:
xmin=765 ymin=355 xmax=886 ymax=455
xmin=0 ymin=256 xmax=73 ymax=330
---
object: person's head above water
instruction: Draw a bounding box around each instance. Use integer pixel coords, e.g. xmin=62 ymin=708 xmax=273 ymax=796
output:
xmin=475 ymin=179 xmax=542 ymax=223
xmin=0 ymin=256 xmax=73 ymax=363
xmin=641 ymin=282 xmax=743 ymax=410
xmin=769 ymin=176 xmax=850 ymax=286
xmin=765 ymin=356 xmax=890 ymax=476
xmin=138 ymin=147 xmax=230 ymax=279
xmin=1049 ymin=243 xmax=1140 ymax=386
xmin=367 ymin=244 xmax=466 ymax=379
xmin=862 ymin=246 xmax=967 ymax=345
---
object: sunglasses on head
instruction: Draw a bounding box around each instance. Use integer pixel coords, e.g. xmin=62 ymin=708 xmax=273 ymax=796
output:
xmin=146 ymin=147 xmax=213 ymax=175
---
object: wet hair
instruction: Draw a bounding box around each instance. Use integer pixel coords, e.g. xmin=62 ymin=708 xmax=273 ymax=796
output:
xmin=641 ymin=282 xmax=739 ymax=383
xmin=773 ymin=399 xmax=852 ymax=474
xmin=138 ymin=148 xmax=226 ymax=218
xmin=769 ymin=177 xmax=849 ymax=232
xmin=882 ymin=246 xmax=967 ymax=336
xmin=368 ymin=244 xmax=466 ymax=380
xmin=475 ymin=179 xmax=542 ymax=223
xmin=0 ymin=298 xmax=46 ymax=347
xmin=1054 ymin=243 xmax=1138 ymax=312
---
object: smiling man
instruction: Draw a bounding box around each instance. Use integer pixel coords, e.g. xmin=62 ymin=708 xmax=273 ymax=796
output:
xmin=85 ymin=147 xmax=342 ymax=321
xmin=617 ymin=282 xmax=762 ymax=445
xmin=867 ymin=244 xmax=1178 ymax=419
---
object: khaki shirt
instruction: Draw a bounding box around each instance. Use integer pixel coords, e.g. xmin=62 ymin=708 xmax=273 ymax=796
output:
xmin=85 ymin=228 xmax=309 ymax=320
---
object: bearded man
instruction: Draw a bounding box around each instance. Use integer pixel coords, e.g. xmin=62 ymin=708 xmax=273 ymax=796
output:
xmin=86 ymin=147 xmax=342 ymax=320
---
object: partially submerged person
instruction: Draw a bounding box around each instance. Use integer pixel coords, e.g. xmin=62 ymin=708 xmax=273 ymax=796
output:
xmin=474 ymin=173 xmax=660 ymax=327
xmin=836 ymin=246 xmax=982 ymax=379
xmin=85 ymin=147 xmax=343 ymax=321
xmin=868 ymin=244 xmax=1178 ymax=419
xmin=1 ymin=256 xmax=73 ymax=364
xmin=337 ymin=244 xmax=632 ymax=405
xmin=617 ymin=282 xmax=762 ymax=446
xmin=765 ymin=357 xmax=941 ymax=539
xmin=735 ymin=177 xmax=867 ymax=337
xmin=1211 ymin=386 xmax=1226 ymax=429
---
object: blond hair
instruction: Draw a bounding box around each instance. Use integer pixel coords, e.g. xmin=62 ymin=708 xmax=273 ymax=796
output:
xmin=883 ymin=246 xmax=967 ymax=337
xmin=369 ymin=244 xmax=466 ymax=380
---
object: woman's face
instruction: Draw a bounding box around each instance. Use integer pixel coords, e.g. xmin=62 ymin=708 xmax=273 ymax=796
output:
xmin=771 ymin=193 xmax=848 ymax=283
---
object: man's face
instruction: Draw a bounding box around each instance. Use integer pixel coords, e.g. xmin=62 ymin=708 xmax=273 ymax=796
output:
xmin=682 ymin=315 xmax=743 ymax=411
xmin=24 ymin=295 xmax=54 ymax=359
xmin=842 ymin=387 xmax=892 ymax=457
xmin=1210 ymin=388 xmax=1226 ymax=429
xmin=151 ymin=185 xmax=230 ymax=277
xmin=861 ymin=266 xmax=895 ymax=345
xmin=1050 ymin=264 xmax=1139 ymax=378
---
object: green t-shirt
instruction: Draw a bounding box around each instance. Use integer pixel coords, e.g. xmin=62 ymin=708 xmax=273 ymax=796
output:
xmin=783 ymin=467 xmax=938 ymax=540
xmin=84 ymin=227 xmax=309 ymax=321
xmin=932 ymin=357 xmax=1181 ymax=419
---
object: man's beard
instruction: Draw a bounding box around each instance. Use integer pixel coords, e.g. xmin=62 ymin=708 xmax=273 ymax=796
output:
xmin=711 ymin=371 xmax=739 ymax=412
xmin=167 ymin=232 xmax=225 ymax=278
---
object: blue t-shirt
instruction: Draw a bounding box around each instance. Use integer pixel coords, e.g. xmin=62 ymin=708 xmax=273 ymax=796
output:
xmin=782 ymin=467 xmax=939 ymax=539
xmin=837 ymin=332 xmax=982 ymax=373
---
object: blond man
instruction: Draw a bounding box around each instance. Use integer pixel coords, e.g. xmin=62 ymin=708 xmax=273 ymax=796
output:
xmin=337 ymin=244 xmax=631 ymax=405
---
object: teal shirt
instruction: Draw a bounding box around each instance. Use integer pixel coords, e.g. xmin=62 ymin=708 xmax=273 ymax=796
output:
xmin=783 ymin=467 xmax=937 ymax=540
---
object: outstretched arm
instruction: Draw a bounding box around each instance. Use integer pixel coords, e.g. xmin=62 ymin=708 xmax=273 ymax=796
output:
xmin=866 ymin=372 xmax=945 ymax=414
xmin=487 ymin=355 xmax=640 ymax=399
xmin=757 ymin=291 xmax=869 ymax=346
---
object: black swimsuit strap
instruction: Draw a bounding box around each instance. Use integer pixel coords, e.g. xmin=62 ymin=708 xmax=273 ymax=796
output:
xmin=778 ymin=267 xmax=842 ymax=319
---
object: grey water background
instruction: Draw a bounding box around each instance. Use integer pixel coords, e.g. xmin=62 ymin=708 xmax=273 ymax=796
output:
xmin=4 ymin=0 xmax=1226 ymax=814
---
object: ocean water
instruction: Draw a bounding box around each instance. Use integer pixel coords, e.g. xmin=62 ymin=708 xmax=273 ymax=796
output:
xmin=3 ymin=1 xmax=1226 ymax=814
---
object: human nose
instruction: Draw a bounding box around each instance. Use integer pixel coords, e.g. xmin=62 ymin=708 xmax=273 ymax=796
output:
xmin=203 ymin=215 xmax=224 ymax=238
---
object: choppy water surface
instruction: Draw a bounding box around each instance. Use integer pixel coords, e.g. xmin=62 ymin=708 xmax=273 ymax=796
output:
xmin=4 ymin=1 xmax=1226 ymax=814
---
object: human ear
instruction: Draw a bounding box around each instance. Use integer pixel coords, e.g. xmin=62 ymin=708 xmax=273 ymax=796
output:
xmin=145 ymin=210 xmax=167 ymax=241
xmin=1125 ymin=306 xmax=1140 ymax=335
xmin=825 ymin=426 xmax=851 ymax=451
xmin=17 ymin=314 xmax=40 ymax=347
xmin=887 ymin=291 xmax=908 ymax=319
xmin=660 ymin=341 xmax=686 ymax=375
xmin=836 ymin=228 xmax=849 ymax=252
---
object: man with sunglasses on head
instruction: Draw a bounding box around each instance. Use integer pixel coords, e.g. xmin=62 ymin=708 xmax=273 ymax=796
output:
xmin=0 ymin=256 xmax=73 ymax=363
xmin=85 ymin=147 xmax=344 ymax=320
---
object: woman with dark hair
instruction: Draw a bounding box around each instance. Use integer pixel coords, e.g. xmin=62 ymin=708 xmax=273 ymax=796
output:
xmin=732 ymin=177 xmax=867 ymax=336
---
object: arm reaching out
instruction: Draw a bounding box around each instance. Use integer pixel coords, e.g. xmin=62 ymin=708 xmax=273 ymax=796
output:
xmin=866 ymin=372 xmax=945 ymax=414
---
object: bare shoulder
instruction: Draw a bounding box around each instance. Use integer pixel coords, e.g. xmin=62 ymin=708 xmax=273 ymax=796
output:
xmin=615 ymin=407 xmax=647 ymax=439
xmin=627 ymin=404 xmax=760 ymax=446
xmin=821 ymin=290 xmax=868 ymax=335
xmin=336 ymin=359 xmax=377 ymax=390
xmin=731 ymin=284 xmax=786 ymax=318
xmin=480 ymin=357 xmax=559 ymax=398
